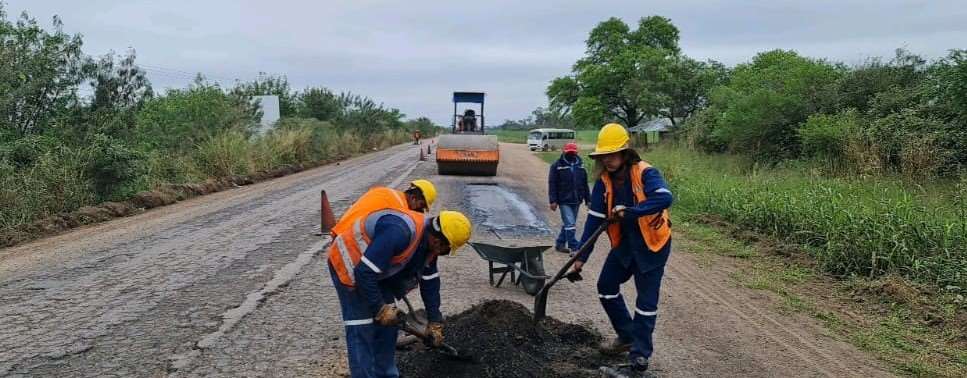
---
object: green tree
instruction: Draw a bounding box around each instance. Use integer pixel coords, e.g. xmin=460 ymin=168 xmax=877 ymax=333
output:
xmin=334 ymin=92 xmax=404 ymax=135
xmin=0 ymin=6 xmax=85 ymax=136
xmin=67 ymin=49 xmax=154 ymax=139
xmin=708 ymin=50 xmax=841 ymax=160
xmin=231 ymin=73 xmax=296 ymax=117
xmin=296 ymin=87 xmax=341 ymax=121
xmin=548 ymin=16 xmax=681 ymax=128
xmin=404 ymin=117 xmax=438 ymax=136
xmin=658 ymin=57 xmax=729 ymax=127
xmin=136 ymin=80 xmax=259 ymax=150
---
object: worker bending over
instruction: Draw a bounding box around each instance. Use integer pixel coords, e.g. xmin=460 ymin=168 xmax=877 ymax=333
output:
xmin=570 ymin=123 xmax=673 ymax=374
xmin=327 ymin=185 xmax=471 ymax=378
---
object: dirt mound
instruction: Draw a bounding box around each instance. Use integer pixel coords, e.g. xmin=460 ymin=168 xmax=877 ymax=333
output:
xmin=398 ymin=300 xmax=620 ymax=378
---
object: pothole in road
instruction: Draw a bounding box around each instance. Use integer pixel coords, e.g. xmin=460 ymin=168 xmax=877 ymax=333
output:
xmin=464 ymin=184 xmax=551 ymax=238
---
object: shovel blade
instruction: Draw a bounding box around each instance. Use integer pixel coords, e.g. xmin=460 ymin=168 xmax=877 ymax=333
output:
xmin=533 ymin=287 xmax=549 ymax=321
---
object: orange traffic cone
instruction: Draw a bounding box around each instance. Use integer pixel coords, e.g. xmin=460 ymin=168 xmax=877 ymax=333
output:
xmin=320 ymin=190 xmax=336 ymax=235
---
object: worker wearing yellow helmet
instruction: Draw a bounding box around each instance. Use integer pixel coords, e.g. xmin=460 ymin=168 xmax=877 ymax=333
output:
xmin=406 ymin=179 xmax=437 ymax=212
xmin=327 ymin=191 xmax=471 ymax=377
xmin=569 ymin=123 xmax=674 ymax=374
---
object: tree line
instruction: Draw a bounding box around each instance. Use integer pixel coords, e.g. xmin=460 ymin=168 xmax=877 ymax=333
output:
xmin=546 ymin=15 xmax=966 ymax=177
xmin=0 ymin=3 xmax=436 ymax=231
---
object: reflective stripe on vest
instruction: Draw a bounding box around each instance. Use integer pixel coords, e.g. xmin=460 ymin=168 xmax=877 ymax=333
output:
xmin=328 ymin=187 xmax=426 ymax=287
xmin=600 ymin=161 xmax=672 ymax=252
xmin=328 ymin=207 xmax=425 ymax=287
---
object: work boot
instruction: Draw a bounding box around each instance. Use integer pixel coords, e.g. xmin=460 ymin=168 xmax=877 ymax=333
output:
xmin=599 ymin=338 xmax=632 ymax=355
xmin=554 ymin=245 xmax=570 ymax=254
xmin=599 ymin=357 xmax=649 ymax=378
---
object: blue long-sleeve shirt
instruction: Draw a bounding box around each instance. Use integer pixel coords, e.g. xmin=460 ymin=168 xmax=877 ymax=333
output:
xmin=577 ymin=165 xmax=674 ymax=271
xmin=354 ymin=215 xmax=443 ymax=322
xmin=548 ymin=154 xmax=590 ymax=205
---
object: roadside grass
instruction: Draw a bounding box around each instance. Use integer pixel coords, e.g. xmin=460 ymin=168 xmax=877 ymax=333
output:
xmin=674 ymin=214 xmax=967 ymax=377
xmin=651 ymin=142 xmax=967 ymax=377
xmin=0 ymin=122 xmax=413 ymax=242
xmin=643 ymin=144 xmax=966 ymax=292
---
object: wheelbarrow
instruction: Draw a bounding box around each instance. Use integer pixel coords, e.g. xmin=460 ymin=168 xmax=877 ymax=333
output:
xmin=469 ymin=242 xmax=551 ymax=295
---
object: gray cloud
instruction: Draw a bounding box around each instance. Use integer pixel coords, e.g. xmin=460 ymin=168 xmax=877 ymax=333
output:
xmin=6 ymin=0 xmax=965 ymax=125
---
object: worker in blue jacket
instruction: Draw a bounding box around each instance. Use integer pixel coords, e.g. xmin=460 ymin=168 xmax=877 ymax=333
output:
xmin=548 ymin=142 xmax=591 ymax=254
xmin=328 ymin=197 xmax=472 ymax=378
xmin=569 ymin=123 xmax=673 ymax=374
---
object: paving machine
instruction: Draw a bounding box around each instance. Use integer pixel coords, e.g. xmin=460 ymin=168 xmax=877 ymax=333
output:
xmin=436 ymin=92 xmax=500 ymax=176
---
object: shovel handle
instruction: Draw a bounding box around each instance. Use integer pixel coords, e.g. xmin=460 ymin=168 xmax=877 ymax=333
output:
xmin=533 ymin=222 xmax=608 ymax=321
xmin=547 ymin=222 xmax=607 ymax=287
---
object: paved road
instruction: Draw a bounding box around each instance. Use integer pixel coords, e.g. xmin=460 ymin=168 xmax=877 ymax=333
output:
xmin=0 ymin=142 xmax=891 ymax=377
xmin=0 ymin=144 xmax=426 ymax=377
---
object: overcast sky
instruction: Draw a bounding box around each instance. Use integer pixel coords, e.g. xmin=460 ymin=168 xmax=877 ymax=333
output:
xmin=5 ymin=1 xmax=966 ymax=125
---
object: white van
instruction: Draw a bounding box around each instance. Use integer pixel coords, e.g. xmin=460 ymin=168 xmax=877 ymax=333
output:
xmin=527 ymin=128 xmax=575 ymax=151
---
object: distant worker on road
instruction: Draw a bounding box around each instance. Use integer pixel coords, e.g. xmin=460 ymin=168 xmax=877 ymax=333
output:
xmin=568 ymin=123 xmax=674 ymax=375
xmin=548 ymin=142 xmax=590 ymax=254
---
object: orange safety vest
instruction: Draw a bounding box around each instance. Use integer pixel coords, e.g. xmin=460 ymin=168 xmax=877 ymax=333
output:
xmin=328 ymin=187 xmax=426 ymax=287
xmin=600 ymin=161 xmax=672 ymax=252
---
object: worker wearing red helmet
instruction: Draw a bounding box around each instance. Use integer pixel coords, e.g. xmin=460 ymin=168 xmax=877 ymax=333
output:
xmin=548 ymin=142 xmax=590 ymax=254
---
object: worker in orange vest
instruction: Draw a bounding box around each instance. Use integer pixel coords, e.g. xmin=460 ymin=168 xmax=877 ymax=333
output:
xmin=340 ymin=180 xmax=436 ymax=219
xmin=569 ymin=123 xmax=673 ymax=374
xmin=327 ymin=184 xmax=471 ymax=377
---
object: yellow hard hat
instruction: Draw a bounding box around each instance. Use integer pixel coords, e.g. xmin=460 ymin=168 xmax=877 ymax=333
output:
xmin=437 ymin=210 xmax=472 ymax=253
xmin=410 ymin=179 xmax=437 ymax=207
xmin=589 ymin=123 xmax=630 ymax=156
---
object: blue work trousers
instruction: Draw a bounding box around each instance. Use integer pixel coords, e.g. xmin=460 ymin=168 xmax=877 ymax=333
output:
xmin=330 ymin=265 xmax=399 ymax=378
xmin=596 ymin=248 xmax=667 ymax=361
xmin=555 ymin=203 xmax=580 ymax=250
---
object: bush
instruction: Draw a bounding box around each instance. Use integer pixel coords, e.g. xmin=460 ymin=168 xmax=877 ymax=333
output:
xmin=798 ymin=109 xmax=862 ymax=170
xmin=703 ymin=50 xmax=842 ymax=161
xmin=0 ymin=134 xmax=62 ymax=168
xmin=84 ymin=134 xmax=145 ymax=200
xmin=135 ymin=83 xmax=259 ymax=151
xmin=867 ymin=110 xmax=953 ymax=177
xmin=0 ymin=147 xmax=95 ymax=230
xmin=193 ymin=131 xmax=252 ymax=177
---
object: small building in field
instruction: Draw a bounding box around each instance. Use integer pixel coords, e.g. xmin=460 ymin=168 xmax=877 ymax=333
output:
xmin=629 ymin=118 xmax=675 ymax=143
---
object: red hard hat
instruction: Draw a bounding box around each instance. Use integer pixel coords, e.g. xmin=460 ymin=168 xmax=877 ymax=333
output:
xmin=563 ymin=142 xmax=578 ymax=153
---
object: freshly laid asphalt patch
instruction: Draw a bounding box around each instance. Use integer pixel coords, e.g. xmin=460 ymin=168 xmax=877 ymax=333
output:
xmin=398 ymin=300 xmax=622 ymax=378
xmin=464 ymin=184 xmax=552 ymax=239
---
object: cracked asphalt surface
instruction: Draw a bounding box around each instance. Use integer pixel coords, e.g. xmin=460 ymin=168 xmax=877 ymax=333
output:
xmin=0 ymin=142 xmax=891 ymax=377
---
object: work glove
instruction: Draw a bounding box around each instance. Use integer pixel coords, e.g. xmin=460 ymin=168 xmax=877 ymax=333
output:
xmin=609 ymin=205 xmax=627 ymax=221
xmin=425 ymin=322 xmax=444 ymax=347
xmin=375 ymin=304 xmax=402 ymax=327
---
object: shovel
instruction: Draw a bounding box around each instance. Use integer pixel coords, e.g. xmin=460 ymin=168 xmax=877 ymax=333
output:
xmin=397 ymin=309 xmax=476 ymax=363
xmin=533 ymin=222 xmax=608 ymax=321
